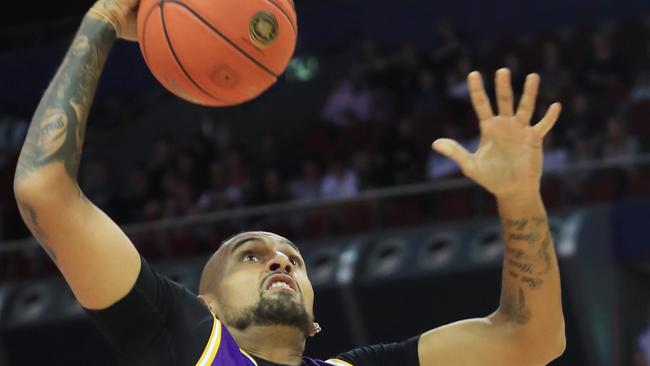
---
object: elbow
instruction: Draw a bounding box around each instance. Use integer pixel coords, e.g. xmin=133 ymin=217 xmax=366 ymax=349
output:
xmin=551 ymin=331 xmax=567 ymax=361
xmin=14 ymin=175 xmax=52 ymax=203
xmin=523 ymin=329 xmax=566 ymax=365
xmin=545 ymin=319 xmax=567 ymax=362
xmin=14 ymin=169 xmax=78 ymax=203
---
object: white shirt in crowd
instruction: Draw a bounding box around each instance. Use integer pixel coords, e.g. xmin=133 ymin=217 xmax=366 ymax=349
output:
xmin=321 ymin=170 xmax=359 ymax=198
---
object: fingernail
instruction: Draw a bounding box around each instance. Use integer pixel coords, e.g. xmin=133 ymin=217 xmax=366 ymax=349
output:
xmin=433 ymin=140 xmax=449 ymax=153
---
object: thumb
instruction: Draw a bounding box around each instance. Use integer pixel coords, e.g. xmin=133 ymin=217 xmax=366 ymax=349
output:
xmin=432 ymin=138 xmax=474 ymax=174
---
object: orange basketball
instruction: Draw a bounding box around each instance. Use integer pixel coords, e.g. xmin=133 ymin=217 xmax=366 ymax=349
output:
xmin=137 ymin=0 xmax=297 ymax=106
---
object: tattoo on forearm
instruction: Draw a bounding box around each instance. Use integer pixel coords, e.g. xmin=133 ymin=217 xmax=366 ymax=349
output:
xmin=16 ymin=198 xmax=57 ymax=262
xmin=14 ymin=15 xmax=114 ymax=260
xmin=500 ymin=287 xmax=531 ymax=325
xmin=15 ymin=15 xmax=115 ymax=183
xmin=507 ymin=232 xmax=542 ymax=245
xmin=500 ymin=217 xmax=556 ymax=321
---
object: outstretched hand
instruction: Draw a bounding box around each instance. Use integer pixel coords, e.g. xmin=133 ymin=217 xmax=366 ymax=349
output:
xmin=432 ymin=68 xmax=561 ymax=199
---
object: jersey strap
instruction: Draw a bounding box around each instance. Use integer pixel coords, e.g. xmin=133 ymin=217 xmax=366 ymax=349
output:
xmin=195 ymin=314 xmax=222 ymax=366
xmin=194 ymin=314 xmax=257 ymax=366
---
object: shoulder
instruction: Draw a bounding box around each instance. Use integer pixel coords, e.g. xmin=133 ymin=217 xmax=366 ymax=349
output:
xmin=331 ymin=336 xmax=420 ymax=366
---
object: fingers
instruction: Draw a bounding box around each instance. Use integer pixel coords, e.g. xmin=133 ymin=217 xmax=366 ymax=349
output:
xmin=432 ymin=138 xmax=475 ymax=175
xmin=533 ymin=103 xmax=562 ymax=137
xmin=495 ymin=68 xmax=514 ymax=116
xmin=468 ymin=72 xmax=494 ymax=122
xmin=516 ymin=73 xmax=540 ymax=124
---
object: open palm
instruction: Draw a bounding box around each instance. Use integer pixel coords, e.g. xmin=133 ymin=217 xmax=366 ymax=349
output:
xmin=432 ymin=69 xmax=562 ymax=198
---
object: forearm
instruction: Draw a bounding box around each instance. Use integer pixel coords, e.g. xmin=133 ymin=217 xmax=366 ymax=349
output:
xmin=14 ymin=12 xmax=116 ymax=261
xmin=15 ymin=12 xmax=116 ymax=186
xmin=493 ymin=191 xmax=564 ymax=346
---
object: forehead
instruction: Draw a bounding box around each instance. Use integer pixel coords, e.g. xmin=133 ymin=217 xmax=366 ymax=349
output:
xmin=225 ymin=232 xmax=300 ymax=253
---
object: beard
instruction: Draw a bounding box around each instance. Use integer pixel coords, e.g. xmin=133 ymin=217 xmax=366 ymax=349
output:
xmin=223 ymin=291 xmax=313 ymax=337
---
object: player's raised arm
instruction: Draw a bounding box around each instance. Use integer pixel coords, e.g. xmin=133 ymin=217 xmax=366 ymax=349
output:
xmin=418 ymin=69 xmax=565 ymax=366
xmin=13 ymin=0 xmax=142 ymax=310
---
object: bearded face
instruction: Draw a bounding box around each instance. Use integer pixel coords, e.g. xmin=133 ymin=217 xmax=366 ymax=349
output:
xmin=222 ymin=288 xmax=313 ymax=336
xmin=206 ymin=232 xmax=315 ymax=337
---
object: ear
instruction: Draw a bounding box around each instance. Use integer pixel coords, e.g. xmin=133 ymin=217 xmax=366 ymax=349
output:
xmin=308 ymin=322 xmax=321 ymax=337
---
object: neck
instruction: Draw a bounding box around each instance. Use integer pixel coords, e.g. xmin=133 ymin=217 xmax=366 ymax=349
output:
xmin=230 ymin=325 xmax=306 ymax=366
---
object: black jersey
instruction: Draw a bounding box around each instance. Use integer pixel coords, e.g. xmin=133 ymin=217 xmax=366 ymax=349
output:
xmin=84 ymin=256 xmax=420 ymax=366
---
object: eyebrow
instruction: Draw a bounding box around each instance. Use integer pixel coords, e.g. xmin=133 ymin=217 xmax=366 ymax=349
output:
xmin=229 ymin=236 xmax=300 ymax=254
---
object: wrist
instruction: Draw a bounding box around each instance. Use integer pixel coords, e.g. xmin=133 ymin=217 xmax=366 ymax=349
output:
xmin=86 ymin=8 xmax=119 ymax=35
xmin=496 ymin=189 xmax=545 ymax=216
xmin=495 ymin=188 xmax=540 ymax=202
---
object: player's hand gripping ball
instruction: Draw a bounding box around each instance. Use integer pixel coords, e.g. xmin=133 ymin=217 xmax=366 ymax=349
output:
xmin=137 ymin=0 xmax=297 ymax=106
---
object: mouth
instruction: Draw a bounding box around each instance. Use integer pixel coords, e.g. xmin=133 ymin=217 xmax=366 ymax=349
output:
xmin=264 ymin=274 xmax=298 ymax=294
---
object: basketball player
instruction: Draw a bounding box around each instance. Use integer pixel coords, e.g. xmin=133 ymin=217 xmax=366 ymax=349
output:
xmin=13 ymin=0 xmax=566 ymax=365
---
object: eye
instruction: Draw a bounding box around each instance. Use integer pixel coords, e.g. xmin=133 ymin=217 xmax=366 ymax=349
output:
xmin=290 ymin=257 xmax=301 ymax=267
xmin=242 ymin=252 xmax=259 ymax=262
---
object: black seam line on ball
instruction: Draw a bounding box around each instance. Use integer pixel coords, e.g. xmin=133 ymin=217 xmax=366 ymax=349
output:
xmin=141 ymin=3 xmax=160 ymax=63
xmin=160 ymin=2 xmax=222 ymax=103
xmin=166 ymin=0 xmax=280 ymax=78
xmin=267 ymin=0 xmax=297 ymax=34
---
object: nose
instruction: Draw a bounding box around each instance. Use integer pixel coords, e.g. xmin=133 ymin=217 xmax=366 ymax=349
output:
xmin=268 ymin=251 xmax=294 ymax=274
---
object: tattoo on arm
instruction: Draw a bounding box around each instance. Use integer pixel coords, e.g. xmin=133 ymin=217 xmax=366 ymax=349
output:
xmin=500 ymin=287 xmax=532 ymax=325
xmin=15 ymin=15 xmax=115 ymax=183
xmin=499 ymin=217 xmax=555 ymax=322
xmin=14 ymin=15 xmax=115 ymax=260
xmin=16 ymin=198 xmax=57 ymax=262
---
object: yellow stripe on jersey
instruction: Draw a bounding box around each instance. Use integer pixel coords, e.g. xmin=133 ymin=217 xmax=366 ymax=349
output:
xmin=195 ymin=314 xmax=222 ymax=366
xmin=326 ymin=359 xmax=354 ymax=366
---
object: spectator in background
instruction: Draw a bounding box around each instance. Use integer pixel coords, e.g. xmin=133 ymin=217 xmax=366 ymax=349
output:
xmin=196 ymin=163 xmax=243 ymax=212
xmin=428 ymin=19 xmax=468 ymax=71
xmin=225 ymin=149 xmax=251 ymax=201
xmin=352 ymin=149 xmax=381 ymax=191
xmin=566 ymin=133 xmax=598 ymax=196
xmin=539 ymin=40 xmax=570 ymax=101
xmin=600 ymin=117 xmax=639 ymax=163
xmin=321 ymin=75 xmax=374 ymax=127
xmin=542 ymin=131 xmax=569 ymax=173
xmin=260 ymin=169 xmax=289 ymax=204
xmin=163 ymin=176 xmax=197 ymax=218
xmin=446 ymin=56 xmax=473 ymax=100
xmin=412 ymin=69 xmax=441 ymax=117
xmin=147 ymin=136 xmax=174 ymax=200
xmin=572 ymin=134 xmax=597 ymax=165
xmin=383 ymin=117 xmax=422 ymax=185
xmin=629 ymin=70 xmax=650 ymax=103
xmin=188 ymin=129 xmax=215 ymax=177
xmin=290 ymin=159 xmax=322 ymax=201
xmin=122 ymin=163 xmax=151 ymax=223
xmin=321 ymin=157 xmax=359 ymax=198
xmin=636 ymin=307 xmax=650 ymax=366
xmin=174 ymin=149 xmax=202 ymax=195
xmin=585 ymin=31 xmax=621 ymax=91
xmin=564 ymin=92 xmax=603 ymax=142
xmin=357 ymin=39 xmax=390 ymax=88
xmin=0 ymin=114 xmax=28 ymax=154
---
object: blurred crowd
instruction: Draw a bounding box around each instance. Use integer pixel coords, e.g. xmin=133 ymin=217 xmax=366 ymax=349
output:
xmin=2 ymin=18 xmax=650 ymax=242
